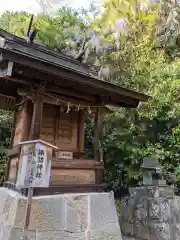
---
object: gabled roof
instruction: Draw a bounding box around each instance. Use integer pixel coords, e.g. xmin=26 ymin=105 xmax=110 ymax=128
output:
xmin=0 ymin=28 xmax=149 ymax=108
xmin=0 ymin=28 xmax=96 ymax=77
xmin=18 ymin=140 xmax=58 ymax=149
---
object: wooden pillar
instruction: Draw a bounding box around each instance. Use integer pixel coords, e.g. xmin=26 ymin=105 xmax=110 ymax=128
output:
xmin=24 ymin=91 xmax=44 ymax=240
xmin=6 ymin=97 xmax=33 ymax=182
xmin=93 ymin=107 xmax=104 ymax=162
xmin=5 ymin=110 xmax=17 ymax=181
xmin=10 ymin=111 xmax=17 ymax=148
xmin=29 ymin=92 xmax=44 ymax=140
xmin=77 ymin=110 xmax=85 ymax=159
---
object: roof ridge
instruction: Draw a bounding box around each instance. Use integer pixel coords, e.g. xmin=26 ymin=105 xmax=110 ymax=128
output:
xmin=0 ymin=28 xmax=95 ymax=74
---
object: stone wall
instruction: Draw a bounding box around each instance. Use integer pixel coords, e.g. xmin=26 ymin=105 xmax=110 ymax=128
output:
xmin=0 ymin=187 xmax=122 ymax=240
xmin=120 ymin=186 xmax=179 ymax=240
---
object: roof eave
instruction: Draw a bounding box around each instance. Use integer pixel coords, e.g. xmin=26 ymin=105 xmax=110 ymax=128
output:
xmin=0 ymin=29 xmax=150 ymax=107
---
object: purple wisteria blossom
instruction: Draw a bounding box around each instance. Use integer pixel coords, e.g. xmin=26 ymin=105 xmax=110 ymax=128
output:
xmin=92 ymin=34 xmax=101 ymax=45
xmin=114 ymin=17 xmax=128 ymax=47
xmin=86 ymin=28 xmax=94 ymax=38
xmin=91 ymin=34 xmax=102 ymax=53
xmin=148 ymin=0 xmax=157 ymax=4
xmin=115 ymin=31 xmax=120 ymax=42
xmin=140 ymin=3 xmax=149 ymax=12
xmin=115 ymin=18 xmax=128 ymax=36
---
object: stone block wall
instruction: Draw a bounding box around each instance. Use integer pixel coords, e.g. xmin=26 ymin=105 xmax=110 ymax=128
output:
xmin=0 ymin=188 xmax=122 ymax=240
xmin=120 ymin=186 xmax=180 ymax=240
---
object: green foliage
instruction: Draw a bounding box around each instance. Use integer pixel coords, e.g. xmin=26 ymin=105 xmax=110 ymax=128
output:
xmin=0 ymin=11 xmax=30 ymax=36
xmin=0 ymin=8 xmax=88 ymax=55
xmin=84 ymin=118 xmax=94 ymax=159
xmin=103 ymin=62 xmax=180 ymax=191
xmin=85 ymin=0 xmax=180 ymax=192
xmin=1 ymin=1 xmax=180 ymax=194
xmin=0 ymin=111 xmax=12 ymax=182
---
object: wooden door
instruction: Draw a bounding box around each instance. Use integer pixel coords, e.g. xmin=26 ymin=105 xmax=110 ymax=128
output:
xmin=55 ymin=110 xmax=78 ymax=151
xmin=41 ymin=104 xmax=78 ymax=152
xmin=40 ymin=104 xmax=56 ymax=145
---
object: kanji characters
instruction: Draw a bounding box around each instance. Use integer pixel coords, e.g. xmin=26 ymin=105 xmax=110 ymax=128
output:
xmin=35 ymin=148 xmax=45 ymax=179
xmin=38 ymin=156 xmax=44 ymax=163
xmin=38 ymin=149 xmax=44 ymax=156
xmin=36 ymin=172 xmax=42 ymax=178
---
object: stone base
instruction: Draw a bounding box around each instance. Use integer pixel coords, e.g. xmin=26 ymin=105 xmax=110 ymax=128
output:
xmin=121 ymin=186 xmax=180 ymax=240
xmin=0 ymin=188 xmax=122 ymax=240
xmin=129 ymin=185 xmax=174 ymax=198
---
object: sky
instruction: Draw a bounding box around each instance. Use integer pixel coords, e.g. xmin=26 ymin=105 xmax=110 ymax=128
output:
xmin=0 ymin=0 xmax=91 ymax=15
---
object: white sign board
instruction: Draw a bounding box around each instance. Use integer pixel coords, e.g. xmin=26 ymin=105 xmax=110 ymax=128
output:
xmin=16 ymin=142 xmax=51 ymax=188
xmin=57 ymin=151 xmax=73 ymax=160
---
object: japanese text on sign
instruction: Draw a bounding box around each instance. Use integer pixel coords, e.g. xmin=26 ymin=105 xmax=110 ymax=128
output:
xmin=16 ymin=142 xmax=52 ymax=188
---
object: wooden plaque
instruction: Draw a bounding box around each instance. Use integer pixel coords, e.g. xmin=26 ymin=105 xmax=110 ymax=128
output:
xmin=51 ymin=169 xmax=95 ymax=185
xmin=56 ymin=151 xmax=73 ymax=160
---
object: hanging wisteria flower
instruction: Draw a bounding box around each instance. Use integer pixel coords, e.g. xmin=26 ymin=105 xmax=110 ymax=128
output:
xmin=115 ymin=31 xmax=121 ymax=42
xmin=102 ymin=43 xmax=110 ymax=53
xmin=140 ymin=3 xmax=149 ymax=12
xmin=73 ymin=28 xmax=82 ymax=43
xmin=115 ymin=18 xmax=128 ymax=36
xmin=86 ymin=28 xmax=94 ymax=38
xmin=113 ymin=17 xmax=128 ymax=49
xmin=148 ymin=0 xmax=157 ymax=4
xmin=91 ymin=34 xmax=102 ymax=53
xmin=84 ymin=48 xmax=90 ymax=62
xmin=98 ymin=67 xmax=111 ymax=80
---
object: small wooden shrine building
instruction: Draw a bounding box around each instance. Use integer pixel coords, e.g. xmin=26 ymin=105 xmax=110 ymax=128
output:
xmin=0 ymin=29 xmax=149 ymax=195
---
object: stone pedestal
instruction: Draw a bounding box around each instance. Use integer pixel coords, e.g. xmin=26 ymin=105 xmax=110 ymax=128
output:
xmin=0 ymin=188 xmax=122 ymax=240
xmin=120 ymin=186 xmax=180 ymax=240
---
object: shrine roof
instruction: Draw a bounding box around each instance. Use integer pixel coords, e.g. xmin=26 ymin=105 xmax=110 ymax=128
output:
xmin=0 ymin=28 xmax=149 ymax=108
xmin=18 ymin=140 xmax=58 ymax=149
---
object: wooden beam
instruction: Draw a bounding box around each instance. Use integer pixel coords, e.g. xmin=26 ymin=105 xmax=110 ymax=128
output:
xmin=51 ymin=159 xmax=104 ymax=169
xmin=22 ymin=100 xmax=33 ymax=141
xmin=10 ymin=111 xmax=16 ymax=148
xmin=44 ymin=92 xmax=94 ymax=107
xmin=7 ymin=145 xmax=21 ymax=157
xmin=24 ymin=90 xmax=44 ymax=240
xmin=77 ymin=110 xmax=85 ymax=156
xmin=95 ymin=168 xmax=104 ymax=185
xmin=33 ymin=184 xmax=105 ymax=196
xmin=1 ymin=51 xmax=148 ymax=106
xmin=12 ymin=66 xmax=102 ymax=103
xmin=17 ymin=88 xmax=98 ymax=110
xmin=5 ymin=108 xmax=16 ymax=182
xmin=5 ymin=110 xmax=17 ymax=181
xmin=93 ymin=107 xmax=104 ymax=161
xmin=5 ymin=66 xmax=139 ymax=107
xmin=29 ymin=92 xmax=44 ymax=140
xmin=1 ymin=40 xmax=89 ymax=75
xmin=5 ymin=76 xmax=37 ymax=86
xmin=5 ymin=74 xmax=98 ymax=103
xmin=49 ymin=84 xmax=98 ymax=103
xmin=0 ymin=60 xmax=13 ymax=78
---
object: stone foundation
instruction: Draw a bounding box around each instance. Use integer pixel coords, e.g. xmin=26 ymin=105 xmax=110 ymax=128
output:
xmin=120 ymin=186 xmax=180 ymax=240
xmin=0 ymin=188 xmax=122 ymax=240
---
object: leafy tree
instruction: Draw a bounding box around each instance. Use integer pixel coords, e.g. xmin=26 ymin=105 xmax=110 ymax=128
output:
xmin=1 ymin=1 xmax=180 ymax=195
xmin=0 ymin=111 xmax=12 ymax=182
xmin=94 ymin=0 xmax=180 ymax=192
xmin=0 ymin=8 xmax=88 ymax=55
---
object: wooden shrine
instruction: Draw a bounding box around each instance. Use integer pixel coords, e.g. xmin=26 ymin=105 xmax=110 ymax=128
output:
xmin=0 ymin=29 xmax=149 ymax=195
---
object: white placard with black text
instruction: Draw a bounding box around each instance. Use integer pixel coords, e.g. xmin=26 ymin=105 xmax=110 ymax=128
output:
xmin=16 ymin=142 xmax=51 ymax=188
